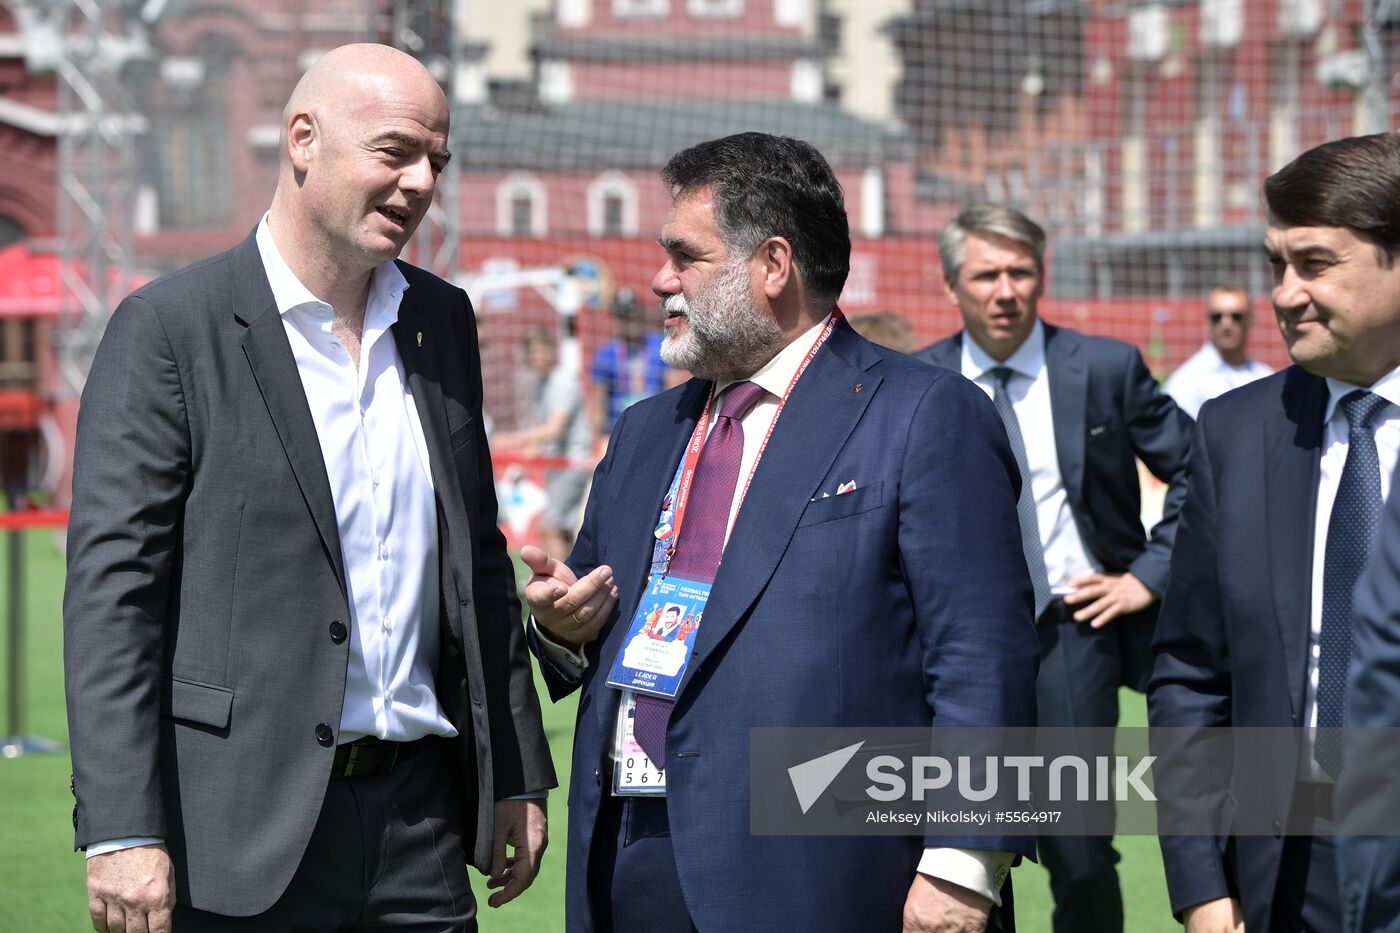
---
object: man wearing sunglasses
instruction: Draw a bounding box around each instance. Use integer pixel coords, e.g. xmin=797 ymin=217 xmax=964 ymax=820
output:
xmin=1164 ymin=286 xmax=1273 ymax=419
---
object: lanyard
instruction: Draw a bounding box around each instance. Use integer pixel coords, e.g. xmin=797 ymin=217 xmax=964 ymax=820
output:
xmin=655 ymin=310 xmax=843 ymax=576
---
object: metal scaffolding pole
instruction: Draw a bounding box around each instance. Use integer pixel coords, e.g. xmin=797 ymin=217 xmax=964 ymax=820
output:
xmin=47 ymin=0 xmax=147 ymax=399
xmin=390 ymin=0 xmax=462 ymax=281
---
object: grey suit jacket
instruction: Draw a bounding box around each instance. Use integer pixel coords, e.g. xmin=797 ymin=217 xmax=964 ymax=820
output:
xmin=63 ymin=231 xmax=554 ymax=916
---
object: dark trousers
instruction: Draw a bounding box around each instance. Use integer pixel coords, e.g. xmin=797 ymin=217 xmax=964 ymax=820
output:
xmin=1271 ymin=798 xmax=1342 ymax=933
xmin=1032 ymin=603 xmax=1156 ymax=933
xmin=588 ymin=793 xmax=696 ymax=933
xmin=174 ymin=740 xmax=475 ymax=931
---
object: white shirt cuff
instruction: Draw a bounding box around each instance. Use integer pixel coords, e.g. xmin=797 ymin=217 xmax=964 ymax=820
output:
xmin=85 ymin=837 xmax=163 ymax=859
xmin=917 ymin=847 xmax=1014 ymax=908
xmin=531 ymin=616 xmax=589 ymax=677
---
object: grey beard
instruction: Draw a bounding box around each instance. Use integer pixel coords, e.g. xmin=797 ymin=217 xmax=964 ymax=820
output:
xmin=660 ymin=260 xmax=784 ymax=382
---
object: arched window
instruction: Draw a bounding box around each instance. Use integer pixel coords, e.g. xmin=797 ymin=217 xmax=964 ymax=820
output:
xmin=0 ymin=214 xmax=23 ymax=251
xmin=138 ymin=33 xmax=237 ymax=229
xmin=586 ymin=171 xmax=638 ymax=237
xmin=496 ymin=173 xmax=547 ymax=238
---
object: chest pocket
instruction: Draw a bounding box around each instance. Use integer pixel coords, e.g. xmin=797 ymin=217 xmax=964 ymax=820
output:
xmin=797 ymin=481 xmax=886 ymax=527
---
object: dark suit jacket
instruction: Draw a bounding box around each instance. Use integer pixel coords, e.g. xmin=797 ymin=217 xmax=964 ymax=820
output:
xmin=1337 ymin=458 xmax=1400 ymax=933
xmin=62 ymin=231 xmax=555 ymax=916
xmin=536 ymin=322 xmax=1041 ymax=932
xmin=918 ymin=325 xmax=1193 ymax=686
xmin=1149 ymin=366 xmax=1332 ymax=930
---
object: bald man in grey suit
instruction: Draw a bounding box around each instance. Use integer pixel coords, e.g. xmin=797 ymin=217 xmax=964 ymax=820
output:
xmin=64 ymin=44 xmax=553 ymax=931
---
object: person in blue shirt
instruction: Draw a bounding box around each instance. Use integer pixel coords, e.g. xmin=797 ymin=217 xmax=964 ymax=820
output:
xmin=589 ymin=287 xmax=667 ymax=443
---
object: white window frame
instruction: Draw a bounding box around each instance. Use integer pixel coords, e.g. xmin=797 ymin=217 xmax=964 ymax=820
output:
xmin=586 ymin=171 xmax=639 ymax=237
xmin=613 ymin=0 xmax=669 ymax=17
xmin=496 ymin=172 xmax=548 ymax=238
xmin=687 ymin=0 xmax=743 ymax=17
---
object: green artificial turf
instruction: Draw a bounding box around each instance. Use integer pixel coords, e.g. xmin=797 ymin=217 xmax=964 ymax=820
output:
xmin=0 ymin=531 xmax=1176 ymax=932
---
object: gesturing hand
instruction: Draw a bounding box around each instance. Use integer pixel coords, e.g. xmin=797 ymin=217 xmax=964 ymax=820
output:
xmin=521 ymin=545 xmax=618 ymax=650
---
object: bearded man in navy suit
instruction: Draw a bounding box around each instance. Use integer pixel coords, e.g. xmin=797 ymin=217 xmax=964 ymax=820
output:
xmin=522 ymin=133 xmax=1040 ymax=933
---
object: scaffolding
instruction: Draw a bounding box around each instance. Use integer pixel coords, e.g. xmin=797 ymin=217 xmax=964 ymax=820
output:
xmin=19 ymin=0 xmax=147 ymax=399
xmin=389 ymin=0 xmax=462 ymax=282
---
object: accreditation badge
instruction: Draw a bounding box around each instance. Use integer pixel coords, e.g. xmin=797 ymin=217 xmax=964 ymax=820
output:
xmin=612 ymin=690 xmax=667 ymax=796
xmin=604 ymin=574 xmax=710 ymax=699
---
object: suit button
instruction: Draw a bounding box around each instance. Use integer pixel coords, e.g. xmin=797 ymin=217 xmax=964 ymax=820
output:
xmin=329 ymin=621 xmax=348 ymax=644
xmin=315 ymin=723 xmax=334 ymax=746
xmin=1271 ymin=819 xmax=1283 ymax=837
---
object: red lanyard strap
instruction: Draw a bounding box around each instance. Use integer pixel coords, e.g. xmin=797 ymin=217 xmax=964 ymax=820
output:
xmin=664 ymin=309 xmax=843 ymax=569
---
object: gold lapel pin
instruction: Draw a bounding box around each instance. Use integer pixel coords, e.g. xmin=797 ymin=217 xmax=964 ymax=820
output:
xmin=851 ymin=383 xmax=863 ymax=394
xmin=416 ymin=331 xmax=423 ymax=348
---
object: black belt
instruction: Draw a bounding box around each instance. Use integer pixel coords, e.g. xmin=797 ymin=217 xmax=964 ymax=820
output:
xmin=331 ymin=736 xmax=421 ymax=779
xmin=1037 ymin=597 xmax=1075 ymax=625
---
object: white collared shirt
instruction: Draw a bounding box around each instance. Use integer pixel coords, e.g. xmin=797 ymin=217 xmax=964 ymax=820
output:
xmin=1164 ymin=342 xmax=1273 ymax=419
xmin=960 ymin=319 xmax=1101 ymax=594
xmin=256 ymin=216 xmax=454 ymax=745
xmin=1300 ymin=365 xmax=1400 ymax=780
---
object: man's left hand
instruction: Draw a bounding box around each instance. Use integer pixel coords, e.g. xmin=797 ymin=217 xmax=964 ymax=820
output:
xmin=486 ymin=798 xmax=547 ymax=908
xmin=903 ymin=874 xmax=991 ymax=932
xmin=1064 ymin=571 xmax=1156 ymax=628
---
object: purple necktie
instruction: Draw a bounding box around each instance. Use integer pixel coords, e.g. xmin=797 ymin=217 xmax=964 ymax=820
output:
xmin=633 ymin=380 xmax=769 ymax=767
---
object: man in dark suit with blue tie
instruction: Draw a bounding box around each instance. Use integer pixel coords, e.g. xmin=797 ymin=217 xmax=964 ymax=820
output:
xmin=917 ymin=204 xmax=1194 ymax=933
xmin=1338 ymin=456 xmax=1400 ymax=933
xmin=521 ymin=133 xmax=1040 ymax=932
xmin=1150 ymin=132 xmax=1400 ymax=933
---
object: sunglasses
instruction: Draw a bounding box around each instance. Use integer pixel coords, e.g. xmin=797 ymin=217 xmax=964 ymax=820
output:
xmin=1209 ymin=311 xmax=1246 ymax=324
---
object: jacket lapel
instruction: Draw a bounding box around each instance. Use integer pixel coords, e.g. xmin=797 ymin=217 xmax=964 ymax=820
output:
xmin=1265 ymin=367 xmax=1327 ymax=719
xmin=392 ymin=299 xmax=469 ymax=645
xmin=235 ymin=236 xmax=348 ymax=595
xmin=674 ymin=323 xmax=881 ymax=702
xmin=1044 ymin=324 xmax=1088 ymax=509
xmin=591 ymin=379 xmax=708 ymax=729
xmin=921 ymin=334 xmax=961 ymax=370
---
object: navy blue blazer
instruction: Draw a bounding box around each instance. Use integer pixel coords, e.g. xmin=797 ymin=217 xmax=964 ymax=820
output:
xmin=1149 ymin=366 xmax=1331 ymax=930
xmin=916 ymin=324 xmax=1193 ymax=602
xmin=538 ymin=321 xmax=1040 ymax=932
xmin=1337 ymin=457 xmax=1400 ymax=933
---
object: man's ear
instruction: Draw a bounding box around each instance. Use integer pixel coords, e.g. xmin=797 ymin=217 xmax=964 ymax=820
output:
xmin=287 ymin=112 xmax=317 ymax=174
xmin=942 ymin=275 xmax=959 ymax=308
xmin=757 ymin=236 xmax=794 ymax=300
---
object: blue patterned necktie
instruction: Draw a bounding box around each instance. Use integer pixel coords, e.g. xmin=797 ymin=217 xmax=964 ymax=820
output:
xmin=1316 ymin=389 xmax=1388 ymax=778
xmin=632 ymin=381 xmax=769 ymax=768
xmin=989 ymin=367 xmax=1053 ymax=620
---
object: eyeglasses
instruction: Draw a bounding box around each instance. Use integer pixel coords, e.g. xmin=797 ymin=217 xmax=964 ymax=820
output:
xmin=1208 ymin=311 xmax=1246 ymax=325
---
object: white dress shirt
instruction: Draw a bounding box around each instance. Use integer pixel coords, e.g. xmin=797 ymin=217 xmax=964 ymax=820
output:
xmin=538 ymin=315 xmax=1013 ymax=905
xmin=1299 ymin=365 xmax=1400 ymax=781
xmin=960 ymin=319 xmax=1101 ymax=595
xmin=1164 ymin=342 xmax=1273 ymax=419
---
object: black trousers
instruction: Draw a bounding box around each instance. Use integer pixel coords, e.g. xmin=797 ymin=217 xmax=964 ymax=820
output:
xmin=1033 ymin=602 xmax=1157 ymax=933
xmin=174 ymin=740 xmax=475 ymax=932
xmin=1271 ymin=795 xmax=1342 ymax=933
